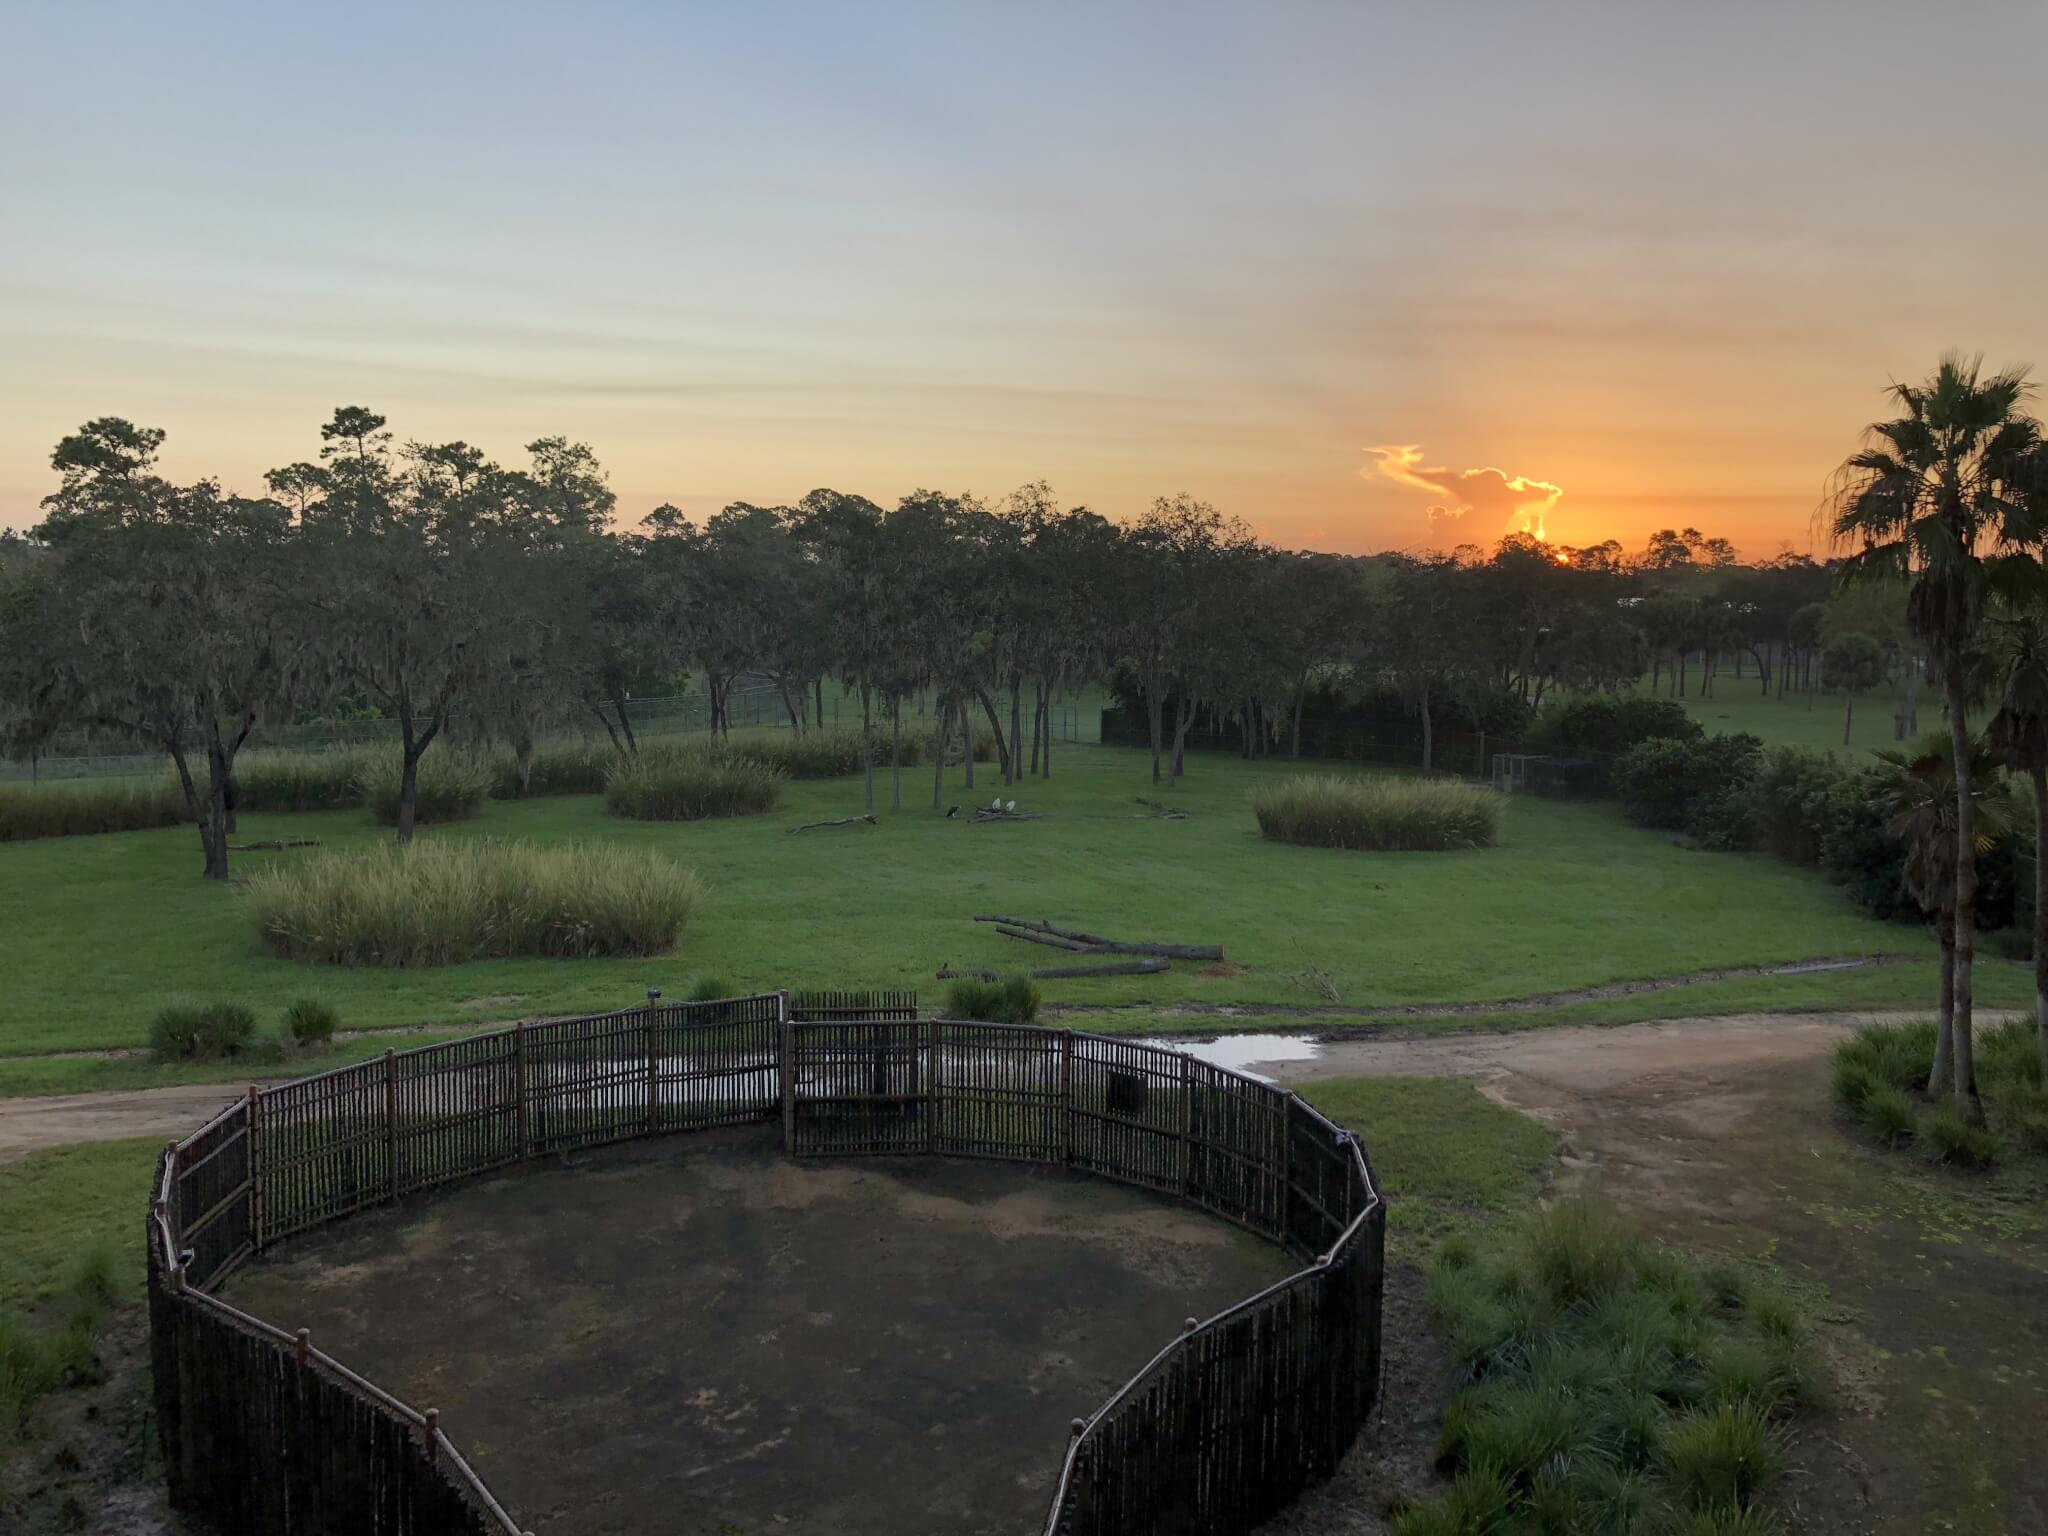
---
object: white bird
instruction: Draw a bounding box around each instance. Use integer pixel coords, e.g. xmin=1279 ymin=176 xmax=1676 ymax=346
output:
xmin=1006 ymin=800 xmax=1017 ymax=813
xmin=991 ymin=797 xmax=1002 ymax=810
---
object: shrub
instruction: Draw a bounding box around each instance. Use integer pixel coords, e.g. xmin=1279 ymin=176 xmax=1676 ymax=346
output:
xmin=0 ymin=776 xmax=190 ymax=841
xmin=1917 ymin=1106 xmax=1999 ymax=1167
xmin=945 ymin=974 xmax=1041 ymax=1025
xmin=1613 ymin=734 xmax=1764 ymax=839
xmin=1977 ymin=1018 xmax=2044 ymax=1088
xmin=726 ymin=728 xmax=872 ymax=779
xmin=281 ymin=996 xmax=340 ymax=1048
xmin=233 ymin=748 xmax=372 ymax=812
xmin=604 ymin=744 xmax=784 ymax=821
xmin=489 ymin=739 xmax=620 ymax=799
xmin=1748 ymin=748 xmax=1849 ymax=866
xmin=1252 ymin=774 xmax=1501 ymax=852
xmin=2003 ymin=1082 xmax=2048 ymax=1153
xmin=1550 ymin=694 xmax=1703 ymax=768
xmin=1857 ymin=1084 xmax=1917 ymax=1147
xmin=357 ymin=752 xmax=493 ymax=827
xmin=246 ymin=839 xmax=700 ymax=966
xmin=147 ymin=999 xmax=258 ymax=1061
xmin=1658 ymin=1402 xmax=1784 ymax=1513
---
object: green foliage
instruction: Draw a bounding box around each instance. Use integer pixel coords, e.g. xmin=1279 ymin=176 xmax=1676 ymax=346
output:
xmin=1252 ymin=773 xmax=1501 ymax=852
xmin=1407 ymin=1197 xmax=1813 ymax=1531
xmin=1550 ymin=693 xmax=1704 ymax=762
xmin=687 ymin=975 xmax=736 ymax=1002
xmin=1613 ymin=734 xmax=1764 ymax=845
xmin=359 ymin=753 xmax=493 ymax=827
xmin=1857 ymin=1084 xmax=1918 ymax=1146
xmin=1918 ymin=1105 xmax=2000 ymax=1167
xmin=146 ymin=998 xmax=257 ymax=1061
xmin=727 ymin=727 xmax=892 ymax=779
xmin=0 ymin=775 xmax=189 ymax=841
xmin=245 ymin=839 xmax=700 ymax=966
xmin=604 ymin=744 xmax=784 ymax=821
xmin=234 ymin=747 xmax=373 ymax=812
xmin=1747 ymin=747 xmax=1848 ymax=866
xmin=488 ymin=739 xmax=620 ymax=799
xmin=944 ymin=974 xmax=1041 ymax=1024
xmin=281 ymin=996 xmax=339 ymax=1047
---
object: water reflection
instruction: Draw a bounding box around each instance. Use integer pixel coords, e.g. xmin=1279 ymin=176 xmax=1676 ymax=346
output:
xmin=1130 ymin=1033 xmax=1323 ymax=1082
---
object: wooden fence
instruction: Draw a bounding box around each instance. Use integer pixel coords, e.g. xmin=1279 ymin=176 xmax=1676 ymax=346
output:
xmin=149 ymin=993 xmax=1383 ymax=1536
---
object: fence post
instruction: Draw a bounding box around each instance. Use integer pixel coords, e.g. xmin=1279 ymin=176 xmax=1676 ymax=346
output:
xmin=924 ymin=1017 xmax=938 ymax=1154
xmin=384 ymin=1048 xmax=399 ymax=1203
xmin=245 ymin=1085 xmax=262 ymax=1252
xmin=1060 ymin=1031 xmax=1075 ymax=1166
xmin=644 ymin=989 xmax=661 ymax=1134
xmin=1179 ymin=1054 xmax=1195 ymax=1199
xmin=778 ymin=991 xmax=795 ymax=1153
xmin=513 ymin=1022 xmax=529 ymax=1159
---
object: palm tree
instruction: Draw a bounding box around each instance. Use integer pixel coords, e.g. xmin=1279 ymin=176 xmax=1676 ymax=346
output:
xmin=1871 ymin=733 xmax=2015 ymax=1095
xmin=1831 ymin=354 xmax=2045 ymax=1119
xmin=1985 ymin=607 xmax=2048 ymax=1080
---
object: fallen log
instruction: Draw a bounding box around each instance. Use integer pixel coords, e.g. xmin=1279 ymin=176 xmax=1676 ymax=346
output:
xmin=227 ymin=838 xmax=321 ymax=851
xmin=993 ymin=924 xmax=1093 ymax=952
xmin=937 ymin=965 xmax=999 ymax=981
xmin=970 ymin=914 xmax=1223 ymax=962
xmin=1028 ymin=957 xmax=1170 ymax=979
xmin=1134 ymin=797 xmax=1189 ymax=819
xmin=788 ymin=814 xmax=877 ymax=833
xmin=972 ymin=809 xmax=1041 ymax=822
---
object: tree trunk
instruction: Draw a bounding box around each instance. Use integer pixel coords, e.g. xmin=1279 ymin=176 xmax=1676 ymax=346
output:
xmin=861 ymin=681 xmax=874 ymax=811
xmin=1290 ymin=673 xmax=1307 ymax=759
xmin=1010 ymin=677 xmax=1023 ymax=789
xmin=973 ymin=687 xmax=1011 ymax=780
xmin=890 ymin=695 xmax=902 ymax=811
xmin=1843 ymin=694 xmax=1853 ymax=747
xmin=613 ymin=694 xmax=639 ymax=754
xmin=963 ymin=700 xmax=975 ymax=791
xmin=591 ymin=701 xmax=624 ymax=753
xmin=1420 ymin=686 xmax=1434 ymax=775
xmin=1930 ymin=912 xmax=1956 ymax=1096
xmin=1945 ymin=658 xmax=1983 ymax=1121
xmin=398 ymin=747 xmax=422 ymax=846
xmin=1168 ymin=698 xmax=1195 ymax=786
xmin=2035 ymin=766 xmax=2048 ymax=1081
xmin=780 ymin=681 xmax=803 ymax=736
xmin=930 ymin=698 xmax=951 ymax=810
xmin=816 ymin=677 xmax=826 ymax=731
xmin=1146 ymin=681 xmax=1165 ymax=785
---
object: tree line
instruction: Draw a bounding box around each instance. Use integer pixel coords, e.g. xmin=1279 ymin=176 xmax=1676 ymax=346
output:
xmin=0 ymin=403 xmax=1916 ymax=885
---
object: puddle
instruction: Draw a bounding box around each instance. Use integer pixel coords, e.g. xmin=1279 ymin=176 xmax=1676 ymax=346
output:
xmin=1130 ymin=1034 xmax=1324 ymax=1082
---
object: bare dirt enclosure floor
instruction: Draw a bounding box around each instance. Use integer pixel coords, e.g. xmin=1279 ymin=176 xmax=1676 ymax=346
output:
xmin=224 ymin=1130 xmax=1293 ymax=1536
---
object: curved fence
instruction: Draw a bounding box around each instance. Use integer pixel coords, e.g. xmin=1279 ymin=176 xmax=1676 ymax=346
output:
xmin=148 ymin=993 xmax=1383 ymax=1536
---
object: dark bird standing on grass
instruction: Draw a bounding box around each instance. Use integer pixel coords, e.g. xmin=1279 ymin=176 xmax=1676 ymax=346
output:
xmin=946 ymin=805 xmax=959 ymax=818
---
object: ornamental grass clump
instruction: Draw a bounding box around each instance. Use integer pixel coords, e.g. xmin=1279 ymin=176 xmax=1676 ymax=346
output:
xmin=604 ymin=743 xmax=783 ymax=821
xmin=245 ymin=839 xmax=700 ymax=966
xmin=233 ymin=747 xmax=375 ymax=813
xmin=1253 ymin=773 xmax=1500 ymax=852
xmin=357 ymin=753 xmax=493 ymax=827
xmin=0 ymin=776 xmax=190 ymax=841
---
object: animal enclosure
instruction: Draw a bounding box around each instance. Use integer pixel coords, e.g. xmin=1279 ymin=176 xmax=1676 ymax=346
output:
xmin=147 ymin=991 xmax=1384 ymax=1536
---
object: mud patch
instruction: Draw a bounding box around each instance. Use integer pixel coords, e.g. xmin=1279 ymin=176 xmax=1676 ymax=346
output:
xmin=224 ymin=1129 xmax=1291 ymax=1536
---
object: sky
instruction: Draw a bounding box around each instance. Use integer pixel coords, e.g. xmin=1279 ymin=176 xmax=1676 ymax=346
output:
xmin=4 ymin=2 xmax=2046 ymax=558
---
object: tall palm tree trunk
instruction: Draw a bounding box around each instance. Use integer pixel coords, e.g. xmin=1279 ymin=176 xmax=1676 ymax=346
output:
xmin=1929 ymin=911 xmax=1955 ymax=1095
xmin=1946 ymin=658 xmax=1984 ymax=1121
xmin=2035 ymin=765 xmax=2048 ymax=1080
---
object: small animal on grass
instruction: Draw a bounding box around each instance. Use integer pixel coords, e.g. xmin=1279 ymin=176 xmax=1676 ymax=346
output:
xmin=990 ymin=797 xmax=1003 ymax=810
xmin=946 ymin=805 xmax=960 ymax=818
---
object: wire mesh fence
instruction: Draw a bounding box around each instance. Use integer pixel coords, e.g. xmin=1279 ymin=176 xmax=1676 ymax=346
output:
xmin=149 ymin=991 xmax=1383 ymax=1536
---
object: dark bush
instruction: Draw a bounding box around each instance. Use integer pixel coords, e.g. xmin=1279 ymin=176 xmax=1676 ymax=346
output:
xmin=1816 ymin=765 xmax=2019 ymax=926
xmin=1552 ymin=695 xmax=1703 ymax=761
xmin=148 ymin=1000 xmax=258 ymax=1061
xmin=1613 ymin=734 xmax=1763 ymax=840
xmin=1748 ymin=748 xmax=1849 ymax=866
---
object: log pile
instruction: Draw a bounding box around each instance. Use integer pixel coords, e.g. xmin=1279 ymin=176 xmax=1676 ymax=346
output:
xmin=788 ymin=815 xmax=877 ymax=833
xmin=936 ymin=915 xmax=1225 ymax=984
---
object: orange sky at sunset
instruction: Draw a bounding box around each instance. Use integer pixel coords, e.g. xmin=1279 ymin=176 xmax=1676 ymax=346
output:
xmin=4 ymin=4 xmax=2046 ymax=560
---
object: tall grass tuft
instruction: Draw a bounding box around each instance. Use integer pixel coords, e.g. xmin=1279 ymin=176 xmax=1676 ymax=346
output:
xmin=146 ymin=999 xmax=258 ymax=1061
xmin=605 ymin=744 xmax=784 ymax=821
xmin=1252 ymin=773 xmax=1501 ymax=852
xmin=489 ymin=739 xmax=622 ymax=799
xmin=944 ymin=974 xmax=1042 ymax=1025
xmin=357 ymin=753 xmax=493 ymax=827
xmin=0 ymin=776 xmax=191 ymax=841
xmin=245 ymin=839 xmax=701 ymax=966
xmin=233 ymin=748 xmax=375 ymax=812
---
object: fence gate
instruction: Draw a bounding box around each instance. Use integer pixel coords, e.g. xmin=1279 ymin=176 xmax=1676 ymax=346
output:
xmin=787 ymin=1015 xmax=929 ymax=1155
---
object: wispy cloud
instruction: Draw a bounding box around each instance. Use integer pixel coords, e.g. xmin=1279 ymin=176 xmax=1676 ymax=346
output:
xmin=1364 ymin=445 xmax=1563 ymax=538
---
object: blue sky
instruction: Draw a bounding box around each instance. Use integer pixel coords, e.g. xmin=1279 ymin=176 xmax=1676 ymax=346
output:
xmin=5 ymin=2 xmax=2046 ymax=552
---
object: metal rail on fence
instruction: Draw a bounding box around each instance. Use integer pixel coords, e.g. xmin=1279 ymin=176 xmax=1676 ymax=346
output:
xmin=149 ymin=991 xmax=1383 ymax=1536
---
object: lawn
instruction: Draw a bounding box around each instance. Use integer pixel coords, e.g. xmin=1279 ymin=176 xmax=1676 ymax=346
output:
xmin=0 ymin=743 xmax=1954 ymax=1059
xmin=1641 ymin=663 xmax=1930 ymax=756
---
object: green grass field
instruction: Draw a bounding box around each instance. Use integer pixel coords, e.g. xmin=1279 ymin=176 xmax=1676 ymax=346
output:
xmin=1643 ymin=663 xmax=1929 ymax=756
xmin=0 ymin=742 xmax=1972 ymax=1062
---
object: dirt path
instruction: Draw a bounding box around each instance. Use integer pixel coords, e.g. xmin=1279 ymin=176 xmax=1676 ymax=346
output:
xmin=0 ymin=1081 xmax=259 ymax=1161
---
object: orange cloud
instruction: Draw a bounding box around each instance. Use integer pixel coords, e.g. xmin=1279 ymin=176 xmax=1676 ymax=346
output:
xmin=1365 ymin=444 xmax=1564 ymax=538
